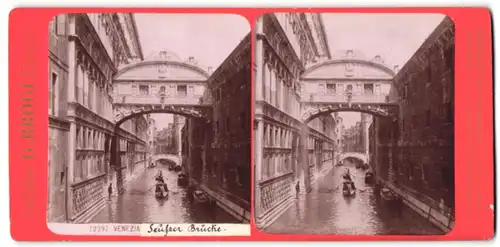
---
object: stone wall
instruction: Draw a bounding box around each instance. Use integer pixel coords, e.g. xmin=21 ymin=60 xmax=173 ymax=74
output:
xmin=47 ymin=14 xmax=70 ymax=223
xmin=187 ymin=119 xmax=207 ymax=184
xmin=207 ymin=63 xmax=251 ymax=211
xmin=47 ymin=124 xmax=70 ymax=222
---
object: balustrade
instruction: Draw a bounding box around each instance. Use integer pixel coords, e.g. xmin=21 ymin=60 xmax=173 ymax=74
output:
xmin=116 ymin=94 xmax=210 ymax=105
xmin=259 ymin=172 xmax=293 ymax=213
xmin=307 ymin=93 xmax=394 ymax=104
xmin=71 ymin=174 xmax=106 ymax=218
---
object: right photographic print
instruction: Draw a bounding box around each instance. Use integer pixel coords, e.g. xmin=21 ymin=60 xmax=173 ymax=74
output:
xmin=253 ymin=13 xmax=455 ymax=235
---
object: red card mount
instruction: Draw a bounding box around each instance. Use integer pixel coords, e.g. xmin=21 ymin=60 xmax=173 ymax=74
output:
xmin=8 ymin=7 xmax=494 ymax=241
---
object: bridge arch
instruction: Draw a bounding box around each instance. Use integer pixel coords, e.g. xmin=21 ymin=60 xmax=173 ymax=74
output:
xmin=152 ymin=154 xmax=181 ymax=166
xmin=301 ymin=104 xmax=398 ymax=124
xmin=339 ymin=152 xmax=369 ymax=164
xmin=114 ymin=105 xmax=210 ymax=127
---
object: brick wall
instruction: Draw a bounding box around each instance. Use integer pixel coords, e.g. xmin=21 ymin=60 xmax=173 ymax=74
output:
xmin=377 ymin=17 xmax=455 ymax=211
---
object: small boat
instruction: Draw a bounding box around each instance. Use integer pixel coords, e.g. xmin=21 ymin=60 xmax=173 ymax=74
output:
xmin=380 ymin=188 xmax=398 ymax=201
xmin=192 ymin=190 xmax=210 ymax=204
xmin=177 ymin=172 xmax=188 ymax=186
xmin=174 ymin=165 xmax=182 ymax=172
xmin=342 ymin=181 xmax=356 ymax=197
xmin=365 ymin=171 xmax=374 ymax=184
xmin=155 ymin=182 xmax=169 ymax=199
xmin=379 ymin=187 xmax=404 ymax=209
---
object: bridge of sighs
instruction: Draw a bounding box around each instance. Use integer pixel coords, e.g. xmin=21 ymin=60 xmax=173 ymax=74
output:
xmin=109 ymin=51 xmax=214 ymax=189
xmin=297 ymin=50 xmax=401 ymax=190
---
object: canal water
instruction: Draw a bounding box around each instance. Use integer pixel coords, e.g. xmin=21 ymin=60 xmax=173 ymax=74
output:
xmin=265 ymin=162 xmax=444 ymax=235
xmin=90 ymin=165 xmax=238 ymax=224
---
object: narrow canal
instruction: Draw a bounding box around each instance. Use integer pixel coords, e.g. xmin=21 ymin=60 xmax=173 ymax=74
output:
xmin=265 ymin=162 xmax=443 ymax=235
xmin=90 ymin=164 xmax=238 ymax=224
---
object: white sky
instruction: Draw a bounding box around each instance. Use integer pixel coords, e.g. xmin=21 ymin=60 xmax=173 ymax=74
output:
xmin=322 ymin=13 xmax=445 ymax=127
xmin=133 ymin=14 xmax=250 ymax=129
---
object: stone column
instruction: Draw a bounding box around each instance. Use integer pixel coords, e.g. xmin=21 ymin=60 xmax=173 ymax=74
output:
xmin=65 ymin=14 xmax=77 ymax=222
xmin=176 ymin=123 xmax=182 ymax=159
xmin=317 ymin=141 xmax=322 ymax=175
xmin=200 ymin=121 xmax=209 ymax=183
xmin=390 ymin=119 xmax=399 ymax=184
xmin=387 ymin=119 xmax=395 ymax=184
xmin=265 ymin=124 xmax=270 ymax=147
xmin=291 ymin=133 xmax=298 ymax=174
xmin=254 ymin=119 xmax=264 ymax=218
xmin=111 ymin=133 xmax=122 ymax=192
xmin=331 ymin=148 xmax=335 ymax=168
xmin=298 ymin=125 xmax=311 ymax=193
xmin=187 ymin=119 xmax=194 ymax=180
xmin=373 ymin=118 xmax=380 ymax=180
xmin=254 ymin=17 xmax=264 ymax=102
xmin=317 ymin=141 xmax=323 ymax=175
xmin=363 ymin=120 xmax=370 ymax=159
xmin=279 ymin=81 xmax=284 ymax=110
xmin=92 ymin=81 xmax=97 ymax=112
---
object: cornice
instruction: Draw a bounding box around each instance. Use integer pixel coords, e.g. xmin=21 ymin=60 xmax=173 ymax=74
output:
xmin=129 ymin=13 xmax=145 ymax=60
xmin=297 ymin=13 xmax=319 ymax=58
xmin=265 ymin=14 xmax=305 ymax=71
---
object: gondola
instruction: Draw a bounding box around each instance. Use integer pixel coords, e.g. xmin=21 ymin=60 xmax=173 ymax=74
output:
xmin=155 ymin=182 xmax=169 ymax=199
xmin=342 ymin=180 xmax=356 ymax=197
xmin=192 ymin=190 xmax=210 ymax=205
xmin=380 ymin=188 xmax=400 ymax=203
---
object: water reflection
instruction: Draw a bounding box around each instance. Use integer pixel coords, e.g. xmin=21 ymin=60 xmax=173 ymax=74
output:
xmin=266 ymin=163 xmax=443 ymax=235
xmin=90 ymin=165 xmax=238 ymax=224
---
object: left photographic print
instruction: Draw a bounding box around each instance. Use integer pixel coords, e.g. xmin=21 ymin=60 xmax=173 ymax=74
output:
xmin=47 ymin=13 xmax=251 ymax=236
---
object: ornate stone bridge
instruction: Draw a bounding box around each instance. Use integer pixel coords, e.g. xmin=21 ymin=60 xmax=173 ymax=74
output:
xmin=152 ymin=154 xmax=181 ymax=166
xmin=109 ymin=51 xmax=213 ymax=190
xmin=339 ymin=152 xmax=369 ymax=164
xmin=112 ymin=50 xmax=214 ymax=126
xmin=299 ymin=50 xmax=401 ymax=123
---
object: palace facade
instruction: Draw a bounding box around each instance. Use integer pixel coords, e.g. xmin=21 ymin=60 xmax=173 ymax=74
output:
xmin=47 ymin=13 xmax=149 ymax=223
xmin=254 ymin=13 xmax=341 ymax=228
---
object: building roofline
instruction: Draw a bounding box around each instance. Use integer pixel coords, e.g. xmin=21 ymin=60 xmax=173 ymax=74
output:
xmin=301 ymin=58 xmax=396 ymax=78
xmin=208 ymin=32 xmax=250 ymax=82
xmin=394 ymin=16 xmax=453 ymax=79
xmin=317 ymin=14 xmax=332 ymax=59
xmin=130 ymin=13 xmax=145 ymax=60
xmin=113 ymin=60 xmax=210 ymax=80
